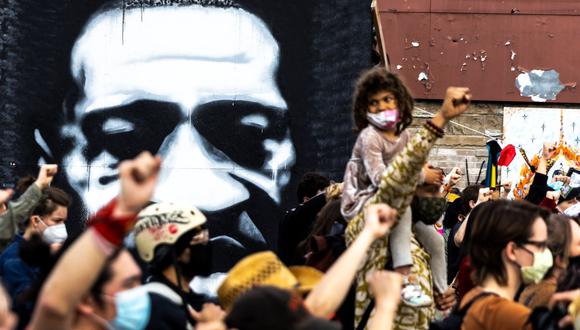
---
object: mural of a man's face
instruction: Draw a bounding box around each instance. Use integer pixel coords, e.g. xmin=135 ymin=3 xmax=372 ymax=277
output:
xmin=62 ymin=4 xmax=295 ymax=269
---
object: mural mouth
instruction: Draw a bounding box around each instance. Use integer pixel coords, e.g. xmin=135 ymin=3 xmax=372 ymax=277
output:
xmin=202 ymin=178 xmax=283 ymax=273
xmin=203 ymin=202 xmax=273 ymax=272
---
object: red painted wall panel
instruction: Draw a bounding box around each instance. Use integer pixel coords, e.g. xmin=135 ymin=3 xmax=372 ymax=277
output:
xmin=377 ymin=0 xmax=580 ymax=103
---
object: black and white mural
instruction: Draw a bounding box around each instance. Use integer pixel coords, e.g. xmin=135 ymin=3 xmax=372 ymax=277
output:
xmin=0 ymin=0 xmax=372 ymax=273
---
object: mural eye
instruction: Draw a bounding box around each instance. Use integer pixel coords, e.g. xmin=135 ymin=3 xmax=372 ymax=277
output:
xmin=102 ymin=118 xmax=135 ymax=134
xmin=81 ymin=100 xmax=182 ymax=162
xmin=240 ymin=114 xmax=269 ymax=130
xmin=192 ymin=100 xmax=288 ymax=169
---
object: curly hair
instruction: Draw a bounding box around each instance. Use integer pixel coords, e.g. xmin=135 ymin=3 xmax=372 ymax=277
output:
xmin=352 ymin=66 xmax=414 ymax=134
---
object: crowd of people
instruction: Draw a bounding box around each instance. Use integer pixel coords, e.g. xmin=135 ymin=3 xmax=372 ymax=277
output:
xmin=0 ymin=66 xmax=579 ymax=330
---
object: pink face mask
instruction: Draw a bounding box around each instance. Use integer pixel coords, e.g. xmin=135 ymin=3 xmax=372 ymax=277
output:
xmin=366 ymin=109 xmax=400 ymax=131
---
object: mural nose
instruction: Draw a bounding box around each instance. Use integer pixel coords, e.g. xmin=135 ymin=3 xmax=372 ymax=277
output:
xmin=153 ymin=123 xmax=250 ymax=211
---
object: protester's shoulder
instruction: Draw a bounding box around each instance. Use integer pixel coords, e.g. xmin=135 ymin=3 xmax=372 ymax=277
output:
xmin=518 ymin=280 xmax=556 ymax=309
xmin=3 ymin=257 xmax=33 ymax=277
xmin=0 ymin=239 xmax=21 ymax=263
xmin=463 ymin=289 xmax=531 ymax=328
xmin=358 ymin=125 xmax=376 ymax=137
xmin=142 ymin=281 xmax=183 ymax=305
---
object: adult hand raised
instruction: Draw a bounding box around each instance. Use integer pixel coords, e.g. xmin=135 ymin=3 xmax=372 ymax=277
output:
xmin=363 ymin=203 xmax=397 ymax=240
xmin=441 ymin=87 xmax=471 ymax=120
xmin=114 ymin=152 xmax=162 ymax=218
xmin=552 ymin=175 xmax=571 ymax=185
xmin=500 ymin=181 xmax=512 ymax=199
xmin=476 ymin=187 xmax=493 ymax=206
xmin=424 ymin=165 xmax=444 ymax=185
xmin=432 ymin=87 xmax=471 ymax=129
xmin=0 ymin=189 xmax=14 ymax=206
xmin=34 ymin=164 xmax=58 ymax=189
xmin=446 ymin=167 xmax=463 ymax=187
xmin=542 ymin=142 xmax=557 ymax=160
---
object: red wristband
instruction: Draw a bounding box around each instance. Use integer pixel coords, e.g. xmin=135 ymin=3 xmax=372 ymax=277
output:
xmin=88 ymin=198 xmax=137 ymax=247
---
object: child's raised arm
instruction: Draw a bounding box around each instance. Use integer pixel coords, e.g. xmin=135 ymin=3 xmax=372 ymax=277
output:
xmin=346 ymin=86 xmax=471 ymax=328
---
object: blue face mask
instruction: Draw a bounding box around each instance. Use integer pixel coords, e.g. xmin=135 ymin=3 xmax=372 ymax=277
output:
xmin=548 ymin=181 xmax=564 ymax=191
xmin=111 ymin=287 xmax=152 ymax=330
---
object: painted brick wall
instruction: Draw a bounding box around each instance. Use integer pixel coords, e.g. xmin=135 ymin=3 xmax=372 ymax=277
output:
xmin=412 ymin=101 xmax=580 ymax=189
xmin=411 ymin=101 xmax=502 ymax=189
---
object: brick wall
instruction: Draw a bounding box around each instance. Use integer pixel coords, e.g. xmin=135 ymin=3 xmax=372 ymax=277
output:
xmin=411 ymin=101 xmax=580 ymax=189
xmin=411 ymin=101 xmax=504 ymax=189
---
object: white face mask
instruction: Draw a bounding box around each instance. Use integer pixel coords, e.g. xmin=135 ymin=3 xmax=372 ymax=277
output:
xmin=366 ymin=109 xmax=400 ymax=131
xmin=42 ymin=223 xmax=68 ymax=244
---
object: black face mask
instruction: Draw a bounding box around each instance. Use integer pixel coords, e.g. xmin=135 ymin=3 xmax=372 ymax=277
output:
xmin=179 ymin=242 xmax=213 ymax=279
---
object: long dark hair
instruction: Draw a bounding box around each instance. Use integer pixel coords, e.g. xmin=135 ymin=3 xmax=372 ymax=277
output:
xmin=544 ymin=214 xmax=571 ymax=279
xmin=557 ymin=217 xmax=580 ymax=292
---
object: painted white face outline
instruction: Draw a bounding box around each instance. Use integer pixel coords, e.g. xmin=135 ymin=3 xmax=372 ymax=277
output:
xmin=62 ymin=5 xmax=295 ymax=216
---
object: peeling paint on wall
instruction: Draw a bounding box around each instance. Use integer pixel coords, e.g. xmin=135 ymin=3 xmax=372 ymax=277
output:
xmin=378 ymin=1 xmax=580 ymax=102
xmin=515 ymin=69 xmax=565 ymax=102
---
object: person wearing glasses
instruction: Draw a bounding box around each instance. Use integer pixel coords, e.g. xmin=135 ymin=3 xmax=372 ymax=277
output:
xmin=458 ymin=200 xmax=552 ymax=330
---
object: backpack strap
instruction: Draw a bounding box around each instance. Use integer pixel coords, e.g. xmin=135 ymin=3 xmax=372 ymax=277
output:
xmin=142 ymin=282 xmax=184 ymax=305
xmin=458 ymin=291 xmax=496 ymax=314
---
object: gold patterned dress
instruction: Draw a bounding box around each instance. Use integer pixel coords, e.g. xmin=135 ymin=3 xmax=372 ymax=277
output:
xmin=345 ymin=125 xmax=441 ymax=329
